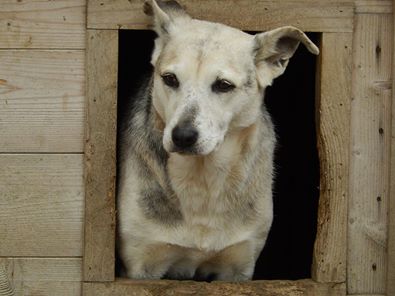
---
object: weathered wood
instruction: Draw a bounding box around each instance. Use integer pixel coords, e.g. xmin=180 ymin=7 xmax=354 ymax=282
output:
xmin=0 ymin=258 xmax=81 ymax=296
xmin=87 ymin=0 xmax=354 ymax=32
xmin=348 ymin=14 xmax=392 ymax=295
xmin=355 ymin=0 xmax=393 ymax=13
xmin=84 ymin=29 xmax=118 ymax=282
xmin=349 ymin=295 xmax=386 ymax=296
xmin=83 ymin=279 xmax=346 ymax=296
xmin=0 ymin=154 xmax=84 ymax=256
xmin=312 ymin=33 xmax=352 ymax=283
xmin=387 ymin=1 xmax=395 ymax=295
xmin=0 ymin=50 xmax=85 ymax=153
xmin=0 ymin=0 xmax=85 ymax=49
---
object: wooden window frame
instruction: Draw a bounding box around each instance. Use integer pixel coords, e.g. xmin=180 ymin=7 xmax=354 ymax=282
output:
xmin=83 ymin=1 xmax=354 ymax=295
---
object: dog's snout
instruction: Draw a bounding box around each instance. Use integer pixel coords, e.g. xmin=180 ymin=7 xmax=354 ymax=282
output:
xmin=172 ymin=125 xmax=198 ymax=149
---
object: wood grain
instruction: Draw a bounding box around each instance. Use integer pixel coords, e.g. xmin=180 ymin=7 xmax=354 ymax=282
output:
xmin=0 ymin=258 xmax=81 ymax=296
xmin=312 ymin=32 xmax=352 ymax=283
xmin=84 ymin=29 xmax=118 ymax=282
xmin=355 ymin=0 xmax=393 ymax=14
xmin=348 ymin=14 xmax=392 ymax=295
xmin=0 ymin=0 xmax=85 ymax=49
xmin=0 ymin=50 xmax=85 ymax=153
xmin=350 ymin=295 xmax=386 ymax=296
xmin=83 ymin=279 xmax=345 ymax=296
xmin=87 ymin=0 xmax=354 ymax=32
xmin=0 ymin=154 xmax=84 ymax=257
xmin=387 ymin=1 xmax=395 ymax=295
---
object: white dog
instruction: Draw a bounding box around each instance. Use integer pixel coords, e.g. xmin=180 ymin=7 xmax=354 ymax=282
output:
xmin=117 ymin=0 xmax=319 ymax=281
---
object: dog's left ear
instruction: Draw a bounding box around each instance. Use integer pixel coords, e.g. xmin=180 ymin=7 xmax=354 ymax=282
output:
xmin=145 ymin=1 xmax=190 ymax=65
xmin=253 ymin=26 xmax=319 ymax=87
xmin=144 ymin=0 xmax=190 ymax=37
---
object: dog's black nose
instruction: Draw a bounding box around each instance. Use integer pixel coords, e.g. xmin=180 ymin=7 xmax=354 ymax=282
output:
xmin=172 ymin=125 xmax=198 ymax=149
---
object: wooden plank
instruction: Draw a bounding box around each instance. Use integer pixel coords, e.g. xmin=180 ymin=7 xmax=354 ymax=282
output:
xmin=312 ymin=33 xmax=352 ymax=283
xmin=84 ymin=29 xmax=118 ymax=282
xmin=348 ymin=14 xmax=392 ymax=295
xmin=355 ymin=0 xmax=393 ymax=14
xmin=349 ymin=295 xmax=386 ymax=296
xmin=83 ymin=279 xmax=346 ymax=296
xmin=87 ymin=0 xmax=354 ymax=32
xmin=0 ymin=0 xmax=85 ymax=49
xmin=0 ymin=50 xmax=85 ymax=153
xmin=387 ymin=2 xmax=395 ymax=295
xmin=0 ymin=154 xmax=84 ymax=256
xmin=0 ymin=258 xmax=81 ymax=296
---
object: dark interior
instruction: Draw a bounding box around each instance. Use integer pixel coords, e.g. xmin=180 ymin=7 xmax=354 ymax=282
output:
xmin=117 ymin=29 xmax=320 ymax=280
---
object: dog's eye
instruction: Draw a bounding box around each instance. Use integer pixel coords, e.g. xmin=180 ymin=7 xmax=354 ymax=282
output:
xmin=161 ymin=73 xmax=179 ymax=89
xmin=212 ymin=79 xmax=235 ymax=93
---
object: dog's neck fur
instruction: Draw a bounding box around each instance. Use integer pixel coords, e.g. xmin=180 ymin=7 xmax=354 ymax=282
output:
xmin=148 ymin=91 xmax=264 ymax=220
xmin=166 ymin=121 xmax=261 ymax=216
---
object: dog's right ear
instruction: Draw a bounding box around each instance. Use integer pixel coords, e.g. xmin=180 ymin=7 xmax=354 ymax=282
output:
xmin=144 ymin=0 xmax=189 ymax=37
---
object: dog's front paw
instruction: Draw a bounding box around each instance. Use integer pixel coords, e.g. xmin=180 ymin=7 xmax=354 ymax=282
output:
xmin=126 ymin=266 xmax=164 ymax=280
xmin=195 ymin=263 xmax=253 ymax=282
xmin=124 ymin=259 xmax=169 ymax=280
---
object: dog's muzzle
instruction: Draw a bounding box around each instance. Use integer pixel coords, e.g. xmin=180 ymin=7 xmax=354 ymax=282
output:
xmin=171 ymin=124 xmax=199 ymax=152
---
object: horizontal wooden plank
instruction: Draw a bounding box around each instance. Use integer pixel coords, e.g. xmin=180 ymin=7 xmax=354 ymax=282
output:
xmin=0 ymin=258 xmax=81 ymax=296
xmin=355 ymin=0 xmax=393 ymax=14
xmin=0 ymin=50 xmax=85 ymax=153
xmin=348 ymin=294 xmax=386 ymax=296
xmin=87 ymin=0 xmax=354 ymax=32
xmin=0 ymin=0 xmax=85 ymax=49
xmin=0 ymin=154 xmax=84 ymax=256
xmin=84 ymin=279 xmax=346 ymax=296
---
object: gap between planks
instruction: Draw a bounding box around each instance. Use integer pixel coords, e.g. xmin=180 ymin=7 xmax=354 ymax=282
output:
xmin=0 ymin=256 xmax=82 ymax=259
xmin=0 ymin=152 xmax=84 ymax=155
xmin=0 ymin=48 xmax=86 ymax=51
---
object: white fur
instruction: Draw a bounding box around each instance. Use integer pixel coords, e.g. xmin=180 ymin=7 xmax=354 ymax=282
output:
xmin=118 ymin=0 xmax=318 ymax=281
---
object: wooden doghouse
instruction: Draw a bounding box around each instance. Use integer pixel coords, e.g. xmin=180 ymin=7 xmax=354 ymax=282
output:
xmin=0 ymin=1 xmax=394 ymax=296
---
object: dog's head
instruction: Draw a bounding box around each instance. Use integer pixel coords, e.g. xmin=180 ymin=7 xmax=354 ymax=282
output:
xmin=146 ymin=0 xmax=319 ymax=155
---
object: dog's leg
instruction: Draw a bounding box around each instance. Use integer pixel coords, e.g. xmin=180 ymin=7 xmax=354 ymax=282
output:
xmin=121 ymin=241 xmax=181 ymax=279
xmin=196 ymin=240 xmax=259 ymax=281
xmin=165 ymin=257 xmax=200 ymax=280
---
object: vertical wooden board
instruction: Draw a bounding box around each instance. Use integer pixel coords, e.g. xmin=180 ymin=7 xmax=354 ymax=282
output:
xmin=0 ymin=0 xmax=86 ymax=49
xmin=387 ymin=2 xmax=395 ymax=295
xmin=0 ymin=154 xmax=84 ymax=256
xmin=348 ymin=14 xmax=392 ymax=294
xmin=312 ymin=32 xmax=352 ymax=283
xmin=0 ymin=50 xmax=85 ymax=153
xmin=84 ymin=29 xmax=118 ymax=282
xmin=0 ymin=258 xmax=82 ymax=296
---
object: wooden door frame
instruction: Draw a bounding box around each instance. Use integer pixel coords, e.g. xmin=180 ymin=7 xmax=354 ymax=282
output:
xmin=83 ymin=1 xmax=354 ymax=295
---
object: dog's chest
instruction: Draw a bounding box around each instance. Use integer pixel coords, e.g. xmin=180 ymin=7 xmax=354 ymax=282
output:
xmin=168 ymin=153 xmax=233 ymax=215
xmin=165 ymin=153 xmax=251 ymax=250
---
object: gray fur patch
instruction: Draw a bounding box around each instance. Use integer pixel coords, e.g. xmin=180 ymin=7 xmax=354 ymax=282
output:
xmin=244 ymin=69 xmax=254 ymax=89
xmin=138 ymin=183 xmax=183 ymax=225
xmin=177 ymin=104 xmax=199 ymax=127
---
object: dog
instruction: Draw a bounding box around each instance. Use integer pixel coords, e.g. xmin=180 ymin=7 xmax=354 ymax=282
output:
xmin=117 ymin=0 xmax=319 ymax=281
